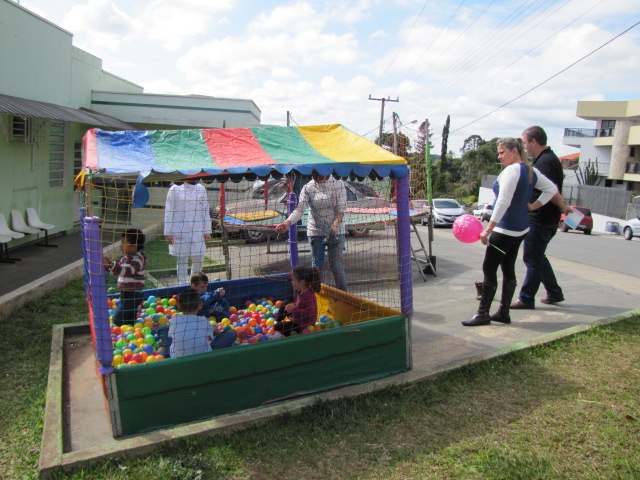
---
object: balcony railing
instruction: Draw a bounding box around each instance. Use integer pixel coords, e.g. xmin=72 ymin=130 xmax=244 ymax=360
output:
xmin=564 ymin=128 xmax=596 ymax=137
xmin=564 ymin=127 xmax=615 ymax=138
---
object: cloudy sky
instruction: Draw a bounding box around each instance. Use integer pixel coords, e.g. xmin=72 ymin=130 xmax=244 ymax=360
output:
xmin=20 ymin=0 xmax=640 ymax=156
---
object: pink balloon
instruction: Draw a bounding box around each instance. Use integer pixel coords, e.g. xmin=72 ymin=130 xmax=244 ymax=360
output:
xmin=452 ymin=214 xmax=483 ymax=243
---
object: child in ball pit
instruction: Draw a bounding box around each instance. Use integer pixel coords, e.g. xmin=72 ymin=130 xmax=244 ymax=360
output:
xmin=168 ymin=289 xmax=214 ymax=358
xmin=274 ymin=265 xmax=321 ymax=337
xmin=190 ymin=272 xmax=237 ymax=350
xmin=103 ymin=228 xmax=146 ymax=326
xmin=190 ymin=272 xmax=230 ymax=322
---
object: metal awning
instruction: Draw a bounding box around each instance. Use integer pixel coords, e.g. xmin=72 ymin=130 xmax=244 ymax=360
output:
xmin=0 ymin=93 xmax=133 ymax=129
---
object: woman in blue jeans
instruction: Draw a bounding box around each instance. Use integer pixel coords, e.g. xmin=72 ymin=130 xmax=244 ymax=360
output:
xmin=276 ymin=173 xmax=348 ymax=291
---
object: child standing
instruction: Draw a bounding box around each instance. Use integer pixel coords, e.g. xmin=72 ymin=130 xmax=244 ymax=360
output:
xmin=274 ymin=265 xmax=321 ymax=337
xmin=190 ymin=272 xmax=236 ymax=350
xmin=103 ymin=228 xmax=146 ymax=326
xmin=168 ymin=289 xmax=213 ymax=358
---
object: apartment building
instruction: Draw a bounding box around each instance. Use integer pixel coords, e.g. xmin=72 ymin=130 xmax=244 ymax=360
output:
xmin=563 ymin=99 xmax=640 ymax=192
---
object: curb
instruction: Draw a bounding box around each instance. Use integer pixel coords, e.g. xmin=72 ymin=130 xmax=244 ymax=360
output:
xmin=0 ymin=259 xmax=84 ymax=321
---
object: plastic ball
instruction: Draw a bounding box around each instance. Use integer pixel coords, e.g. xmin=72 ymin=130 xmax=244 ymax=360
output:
xmin=112 ymin=354 xmax=124 ymax=366
xmin=452 ymin=214 xmax=484 ymax=243
xmin=144 ymin=334 xmax=155 ymax=345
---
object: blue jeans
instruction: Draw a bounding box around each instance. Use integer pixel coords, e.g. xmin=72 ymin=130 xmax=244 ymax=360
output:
xmin=112 ymin=290 xmax=144 ymax=326
xmin=210 ymin=329 xmax=237 ymax=350
xmin=309 ymin=234 xmax=347 ymax=291
xmin=519 ymin=222 xmax=563 ymax=305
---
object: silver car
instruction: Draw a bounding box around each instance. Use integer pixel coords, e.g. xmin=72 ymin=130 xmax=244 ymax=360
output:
xmin=432 ymin=198 xmax=465 ymax=226
xmin=622 ymin=216 xmax=640 ymax=240
xmin=472 ymin=203 xmax=493 ymax=221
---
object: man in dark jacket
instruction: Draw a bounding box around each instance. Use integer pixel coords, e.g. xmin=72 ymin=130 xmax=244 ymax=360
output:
xmin=511 ymin=126 xmax=565 ymax=309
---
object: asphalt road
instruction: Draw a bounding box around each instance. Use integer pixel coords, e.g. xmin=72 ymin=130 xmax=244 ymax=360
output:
xmin=545 ymin=229 xmax=639 ymax=277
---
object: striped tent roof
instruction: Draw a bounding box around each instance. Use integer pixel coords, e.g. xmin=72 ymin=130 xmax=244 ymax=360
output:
xmin=83 ymin=124 xmax=408 ymax=182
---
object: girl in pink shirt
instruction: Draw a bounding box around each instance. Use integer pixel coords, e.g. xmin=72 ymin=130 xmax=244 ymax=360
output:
xmin=274 ymin=266 xmax=321 ymax=336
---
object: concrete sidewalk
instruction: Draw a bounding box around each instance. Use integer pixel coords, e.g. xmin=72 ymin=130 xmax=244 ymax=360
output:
xmin=23 ymin=224 xmax=640 ymax=477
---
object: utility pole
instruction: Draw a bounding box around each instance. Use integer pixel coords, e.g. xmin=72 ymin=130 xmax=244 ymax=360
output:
xmin=424 ymin=117 xmax=435 ymax=264
xmin=369 ymin=95 xmax=398 ymax=145
xmin=286 ymin=111 xmax=291 ymax=127
xmin=392 ymin=112 xmax=399 ymax=155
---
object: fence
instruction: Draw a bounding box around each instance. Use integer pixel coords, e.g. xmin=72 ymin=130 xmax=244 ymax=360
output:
xmin=563 ymin=184 xmax=632 ymax=219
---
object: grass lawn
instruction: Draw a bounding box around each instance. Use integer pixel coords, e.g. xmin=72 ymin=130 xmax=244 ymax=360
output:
xmin=0 ymin=278 xmax=638 ymax=479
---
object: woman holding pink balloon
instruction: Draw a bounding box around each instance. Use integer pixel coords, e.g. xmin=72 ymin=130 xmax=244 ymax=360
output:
xmin=462 ymin=137 xmax=568 ymax=327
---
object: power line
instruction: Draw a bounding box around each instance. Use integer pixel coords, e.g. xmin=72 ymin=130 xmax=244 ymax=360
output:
xmin=415 ymin=0 xmax=570 ymax=106
xmin=397 ymin=0 xmax=468 ymax=86
xmin=369 ymin=95 xmax=399 ymax=144
xmin=461 ymin=0 xmax=603 ymax=99
xmin=370 ymin=0 xmax=433 ymax=94
xmin=407 ymin=0 xmax=557 ymax=110
xmin=449 ymin=19 xmax=640 ymax=135
xmin=355 ymin=0 xmax=432 ymax=129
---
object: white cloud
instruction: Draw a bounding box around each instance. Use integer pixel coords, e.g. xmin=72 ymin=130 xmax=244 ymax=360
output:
xmin=18 ymin=0 xmax=640 ymax=156
xmin=61 ymin=0 xmax=138 ymax=54
xmin=139 ymin=0 xmax=235 ymax=52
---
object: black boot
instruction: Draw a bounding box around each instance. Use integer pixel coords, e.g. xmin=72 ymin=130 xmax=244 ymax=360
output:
xmin=490 ymin=279 xmax=517 ymax=324
xmin=462 ymin=281 xmax=497 ymax=326
xmin=474 ymin=281 xmax=483 ymax=300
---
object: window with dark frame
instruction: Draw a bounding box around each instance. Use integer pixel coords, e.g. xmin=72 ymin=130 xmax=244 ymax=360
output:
xmin=49 ymin=122 xmax=66 ymax=188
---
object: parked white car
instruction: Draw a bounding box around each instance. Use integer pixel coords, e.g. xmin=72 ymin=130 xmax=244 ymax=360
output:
xmin=622 ymin=216 xmax=640 ymax=240
xmin=432 ymin=198 xmax=465 ymax=226
xmin=472 ymin=203 xmax=493 ymax=221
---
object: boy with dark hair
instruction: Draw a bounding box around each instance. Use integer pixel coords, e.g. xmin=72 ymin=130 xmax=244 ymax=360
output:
xmin=190 ymin=272 xmax=230 ymax=322
xmin=168 ymin=289 xmax=214 ymax=358
xmin=190 ymin=272 xmax=236 ymax=349
xmin=103 ymin=228 xmax=146 ymax=326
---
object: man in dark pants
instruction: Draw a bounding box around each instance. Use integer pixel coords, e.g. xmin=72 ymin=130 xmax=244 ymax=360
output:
xmin=511 ymin=126 xmax=565 ymax=309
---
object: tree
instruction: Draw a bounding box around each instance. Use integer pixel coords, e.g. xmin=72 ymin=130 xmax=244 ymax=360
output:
xmin=440 ymin=115 xmax=450 ymax=168
xmin=460 ymin=134 xmax=486 ymax=155
xmin=460 ymin=137 xmax=500 ymax=196
xmin=374 ymin=131 xmax=411 ymax=158
xmin=414 ymin=120 xmax=434 ymax=157
xmin=408 ymin=121 xmax=434 ymax=199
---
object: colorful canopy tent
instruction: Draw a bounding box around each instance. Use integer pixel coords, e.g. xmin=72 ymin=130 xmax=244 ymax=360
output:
xmin=82 ymin=124 xmax=408 ymax=207
xmin=83 ymin=124 xmax=407 ymax=178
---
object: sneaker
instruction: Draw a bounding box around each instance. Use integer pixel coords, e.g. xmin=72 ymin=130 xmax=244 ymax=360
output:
xmin=510 ymin=298 xmax=535 ymax=310
xmin=540 ymin=295 xmax=564 ymax=304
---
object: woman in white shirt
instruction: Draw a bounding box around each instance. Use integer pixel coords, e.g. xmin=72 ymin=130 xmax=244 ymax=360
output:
xmin=463 ymin=138 xmax=569 ymax=327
